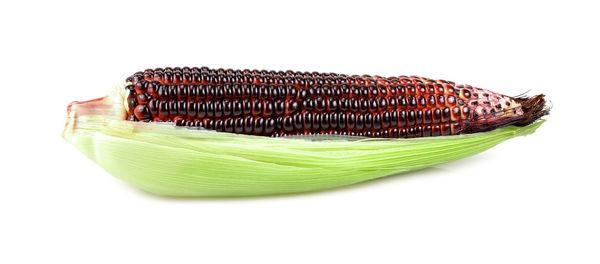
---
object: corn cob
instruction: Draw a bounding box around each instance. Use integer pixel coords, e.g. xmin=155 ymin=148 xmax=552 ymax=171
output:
xmin=124 ymin=67 xmax=548 ymax=137
xmin=63 ymin=66 xmax=549 ymax=197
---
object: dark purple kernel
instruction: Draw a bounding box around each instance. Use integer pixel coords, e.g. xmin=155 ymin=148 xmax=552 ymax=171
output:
xmin=259 ymin=85 xmax=270 ymax=99
xmin=128 ymin=96 xmax=138 ymax=110
xmin=381 ymin=112 xmax=390 ymax=128
xmin=214 ymin=101 xmax=223 ymax=118
xmin=222 ymin=100 xmax=232 ymax=116
xmin=252 ymin=100 xmax=263 ymax=115
xmin=416 ymin=110 xmax=423 ymax=124
xmin=125 ymin=85 xmax=135 ymax=92
xmin=302 ymin=98 xmax=314 ymax=111
xmin=437 ymin=95 xmax=445 ymax=105
xmin=335 ymin=113 xmax=345 ymax=129
xmin=355 ymin=114 xmax=365 ymax=130
xmin=368 ymin=98 xmax=378 ymax=112
xmin=275 ymin=116 xmax=284 ymax=130
xmin=398 ymin=95 xmax=407 ymax=107
xmin=224 ymin=84 xmax=233 ymax=98
xmin=134 ymin=105 xmax=152 ymax=120
xmin=463 ymin=90 xmax=471 ymax=98
xmin=361 ymin=86 xmax=369 ymax=97
xmin=277 ymin=85 xmax=287 ymax=99
xmin=406 ymin=127 xmax=416 ymax=138
xmin=423 ymin=125 xmax=432 ymax=137
xmin=349 ymin=98 xmax=359 ymax=112
xmin=197 ymin=102 xmax=207 ymax=118
xmin=329 ymin=113 xmax=338 ymax=129
xmin=197 ymin=85 xmax=207 ymax=99
xmin=406 ymin=84 xmax=416 ymax=94
xmin=428 ymin=95 xmax=436 ymax=105
xmin=312 ymin=113 xmax=321 ymax=130
xmin=433 ymin=109 xmax=442 ymax=123
xmin=398 ymin=110 xmax=407 ymax=127
xmin=390 ymin=128 xmax=399 ymax=138
xmin=254 ymin=117 xmax=264 ymax=135
xmin=398 ymin=84 xmax=406 ymax=94
xmin=407 ymin=110 xmax=416 ymax=126
xmin=441 ymin=124 xmax=451 ymax=136
xmin=387 ymin=97 xmax=397 ymax=109
xmin=234 ymin=118 xmax=244 ymax=133
xmin=347 ymin=113 xmax=356 ymax=129
xmin=442 ymin=107 xmax=451 ymax=121
xmin=188 ymin=84 xmax=198 ymax=99
xmin=378 ymin=97 xmax=388 ymax=110
xmin=206 ymin=101 xmax=215 ymax=117
xmin=373 ymin=113 xmax=382 ymax=130
xmin=364 ymin=113 xmax=373 ymax=129
xmin=273 ymin=100 xmax=285 ymax=115
xmin=398 ymin=128 xmax=407 ymax=138
xmin=369 ymin=85 xmax=378 ymax=96
xmin=148 ymin=98 xmax=159 ymax=116
xmin=408 ymin=96 xmax=417 ymax=108
xmin=134 ymin=81 xmax=146 ymax=93
xmin=390 ymin=111 xmax=398 ymax=126
xmin=186 ymin=101 xmax=196 ymax=118
xmin=244 ymin=116 xmax=253 ymax=133
xmin=264 ymin=118 xmax=275 ymax=135
xmin=432 ymin=125 xmax=441 ymax=137
xmin=447 ymin=95 xmax=456 ymax=105
xmin=287 ymin=100 xmax=300 ymax=114
xmin=242 ymin=84 xmax=252 ymax=98
xmin=232 ymin=101 xmax=243 ymax=116
xmin=177 ymin=84 xmax=188 ymax=100
xmin=453 ymin=107 xmax=461 ymax=118
xmin=137 ymin=93 xmax=151 ymax=105
xmin=264 ymin=101 xmax=274 ymax=116
xmin=177 ymin=101 xmax=187 ymax=116
xmin=320 ymin=113 xmax=330 ymax=130
xmin=418 ymin=96 xmax=427 ymax=107
xmin=158 ymin=101 xmax=169 ymax=118
xmin=327 ymin=98 xmax=339 ymax=111
xmin=303 ymin=112 xmax=313 ymax=130
xmin=168 ymin=84 xmax=178 ymax=99
xmin=424 ymin=109 xmax=432 ymax=124
xmin=223 ymin=118 xmax=234 ymax=132
xmin=315 ymin=97 xmax=326 ymax=112
xmin=282 ymin=116 xmax=294 ymax=132
xmin=462 ymin=107 xmax=470 ymax=116
xmin=168 ymin=101 xmax=178 ymax=117
xmin=359 ymin=98 xmax=368 ymax=112
xmin=293 ymin=113 xmax=303 ymax=130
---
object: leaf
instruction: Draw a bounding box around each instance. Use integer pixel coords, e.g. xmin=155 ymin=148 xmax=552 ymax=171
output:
xmin=63 ymin=89 xmax=544 ymax=197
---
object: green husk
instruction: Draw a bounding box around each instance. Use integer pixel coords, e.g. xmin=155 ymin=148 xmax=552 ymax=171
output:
xmin=63 ymin=87 xmax=544 ymax=197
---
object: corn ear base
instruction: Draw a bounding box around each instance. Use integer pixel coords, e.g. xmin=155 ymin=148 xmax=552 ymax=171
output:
xmin=63 ymin=87 xmax=544 ymax=197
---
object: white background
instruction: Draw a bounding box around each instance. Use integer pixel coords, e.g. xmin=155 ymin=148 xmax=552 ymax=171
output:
xmin=1 ymin=0 xmax=598 ymax=263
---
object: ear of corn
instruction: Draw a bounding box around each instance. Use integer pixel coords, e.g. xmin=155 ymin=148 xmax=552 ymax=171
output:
xmin=123 ymin=67 xmax=548 ymax=138
xmin=63 ymin=86 xmax=544 ymax=197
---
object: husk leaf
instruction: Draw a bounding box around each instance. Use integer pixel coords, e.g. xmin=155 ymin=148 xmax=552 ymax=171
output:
xmin=63 ymin=87 xmax=544 ymax=197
